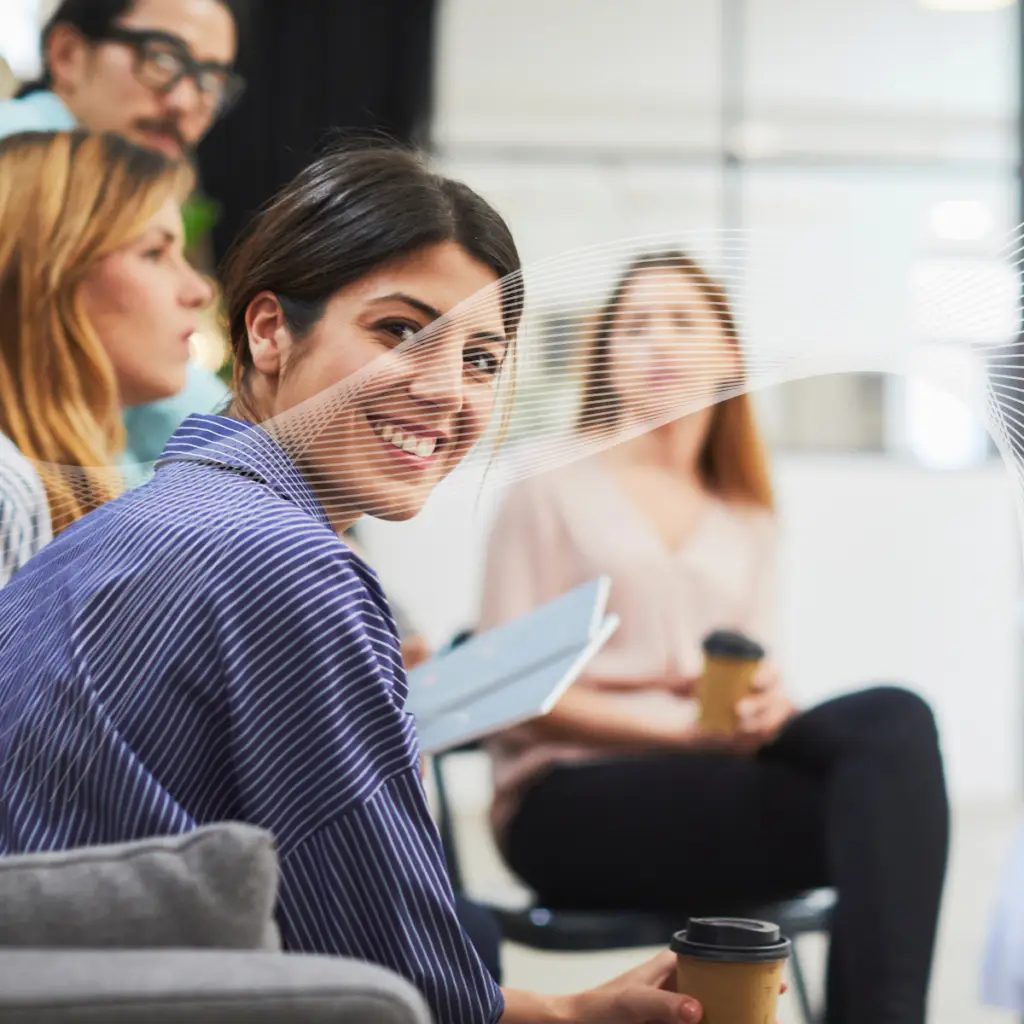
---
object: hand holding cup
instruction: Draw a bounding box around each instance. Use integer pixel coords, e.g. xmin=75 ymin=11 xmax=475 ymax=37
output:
xmin=696 ymin=631 xmax=794 ymax=753
xmin=733 ymin=661 xmax=796 ymax=752
xmin=672 ymin=918 xmax=791 ymax=1024
xmin=696 ymin=630 xmax=765 ymax=735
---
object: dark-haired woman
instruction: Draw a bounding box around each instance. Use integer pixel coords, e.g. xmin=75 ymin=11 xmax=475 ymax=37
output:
xmin=0 ymin=144 xmax=713 ymax=1024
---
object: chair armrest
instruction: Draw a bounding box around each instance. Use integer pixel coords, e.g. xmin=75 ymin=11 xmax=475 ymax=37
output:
xmin=0 ymin=949 xmax=431 ymax=1024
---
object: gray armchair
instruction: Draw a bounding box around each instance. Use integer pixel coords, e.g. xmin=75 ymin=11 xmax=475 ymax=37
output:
xmin=0 ymin=824 xmax=430 ymax=1024
xmin=0 ymin=949 xmax=430 ymax=1022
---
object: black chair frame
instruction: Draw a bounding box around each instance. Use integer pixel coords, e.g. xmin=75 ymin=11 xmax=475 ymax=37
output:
xmin=431 ymin=744 xmax=835 ymax=1024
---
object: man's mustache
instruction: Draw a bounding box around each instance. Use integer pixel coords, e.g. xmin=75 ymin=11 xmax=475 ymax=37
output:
xmin=133 ymin=119 xmax=190 ymax=156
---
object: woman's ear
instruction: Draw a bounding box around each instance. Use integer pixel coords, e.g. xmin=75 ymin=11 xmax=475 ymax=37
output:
xmin=245 ymin=292 xmax=291 ymax=379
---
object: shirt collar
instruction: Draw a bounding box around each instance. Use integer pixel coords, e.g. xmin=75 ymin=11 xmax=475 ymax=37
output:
xmin=156 ymin=414 xmax=332 ymax=530
xmin=12 ymin=90 xmax=77 ymax=131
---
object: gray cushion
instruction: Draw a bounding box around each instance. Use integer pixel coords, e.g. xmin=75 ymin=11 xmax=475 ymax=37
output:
xmin=0 ymin=823 xmax=280 ymax=950
xmin=0 ymin=950 xmax=431 ymax=1023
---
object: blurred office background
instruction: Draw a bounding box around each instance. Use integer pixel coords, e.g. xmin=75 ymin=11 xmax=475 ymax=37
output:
xmin=366 ymin=0 xmax=1024 ymax=802
xmin=2 ymin=1 xmax=1023 ymax=1019
xmin=359 ymin=4 xmax=1024 ymax=1019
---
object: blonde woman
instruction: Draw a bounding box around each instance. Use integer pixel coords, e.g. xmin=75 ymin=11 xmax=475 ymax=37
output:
xmin=0 ymin=130 xmax=211 ymax=583
xmin=480 ymin=251 xmax=949 ymax=1024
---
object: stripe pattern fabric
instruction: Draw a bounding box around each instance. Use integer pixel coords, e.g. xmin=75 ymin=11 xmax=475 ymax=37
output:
xmin=0 ymin=414 xmax=503 ymax=1024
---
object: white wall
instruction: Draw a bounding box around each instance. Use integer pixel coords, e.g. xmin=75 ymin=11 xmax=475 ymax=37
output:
xmin=360 ymin=448 xmax=1022 ymax=804
xmin=773 ymin=455 xmax=1022 ymax=803
xmin=435 ymin=0 xmax=722 ymax=152
xmin=436 ymin=0 xmax=1016 ymax=158
xmin=0 ymin=0 xmax=43 ymax=81
xmin=371 ymin=1 xmax=1024 ymax=805
xmin=433 ymin=0 xmax=1021 ymax=447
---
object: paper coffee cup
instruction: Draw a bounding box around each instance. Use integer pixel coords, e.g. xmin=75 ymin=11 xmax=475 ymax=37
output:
xmin=672 ymin=917 xmax=791 ymax=1024
xmin=697 ymin=630 xmax=765 ymax=734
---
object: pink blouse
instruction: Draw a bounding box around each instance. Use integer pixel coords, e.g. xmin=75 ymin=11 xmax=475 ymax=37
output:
xmin=478 ymin=456 xmax=779 ymax=840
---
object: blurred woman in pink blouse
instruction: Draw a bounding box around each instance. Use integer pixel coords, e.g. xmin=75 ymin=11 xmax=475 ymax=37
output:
xmin=480 ymin=251 xmax=949 ymax=1024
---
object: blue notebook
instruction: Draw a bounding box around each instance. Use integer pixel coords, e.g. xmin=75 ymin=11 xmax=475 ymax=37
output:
xmin=408 ymin=577 xmax=619 ymax=754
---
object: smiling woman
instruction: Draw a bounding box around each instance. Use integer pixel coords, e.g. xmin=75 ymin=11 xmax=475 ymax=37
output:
xmin=0 ymin=141 xmax=709 ymax=1024
xmin=221 ymin=147 xmax=521 ymax=528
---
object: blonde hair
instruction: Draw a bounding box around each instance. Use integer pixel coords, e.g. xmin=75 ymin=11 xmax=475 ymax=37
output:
xmin=577 ymin=250 xmax=774 ymax=510
xmin=0 ymin=130 xmax=193 ymax=533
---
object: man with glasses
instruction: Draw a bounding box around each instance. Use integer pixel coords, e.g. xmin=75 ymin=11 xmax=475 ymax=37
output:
xmin=0 ymin=0 xmax=245 ymax=473
xmin=2 ymin=0 xmax=243 ymax=158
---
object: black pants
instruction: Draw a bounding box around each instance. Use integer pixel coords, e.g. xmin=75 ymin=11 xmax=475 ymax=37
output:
xmin=505 ymin=687 xmax=949 ymax=1024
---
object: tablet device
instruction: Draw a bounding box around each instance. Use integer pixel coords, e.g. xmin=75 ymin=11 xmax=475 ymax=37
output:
xmin=416 ymin=611 xmax=619 ymax=754
xmin=407 ymin=576 xmax=618 ymax=754
xmin=406 ymin=576 xmax=610 ymax=721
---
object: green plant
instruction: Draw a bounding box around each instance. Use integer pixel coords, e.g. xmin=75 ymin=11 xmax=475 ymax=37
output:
xmin=181 ymin=195 xmax=220 ymax=253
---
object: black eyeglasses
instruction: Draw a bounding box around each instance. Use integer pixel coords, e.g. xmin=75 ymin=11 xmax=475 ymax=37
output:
xmin=94 ymin=26 xmax=245 ymax=116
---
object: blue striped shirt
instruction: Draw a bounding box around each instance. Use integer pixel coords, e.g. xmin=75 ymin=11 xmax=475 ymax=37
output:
xmin=0 ymin=414 xmax=503 ymax=1024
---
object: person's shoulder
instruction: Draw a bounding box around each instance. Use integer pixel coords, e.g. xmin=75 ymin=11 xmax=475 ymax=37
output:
xmin=155 ymin=462 xmax=341 ymax=548
xmin=124 ymin=469 xmax=367 ymax=619
xmin=0 ymin=435 xmax=52 ymax=578
xmin=117 ymin=458 xmax=340 ymax=572
xmin=0 ymin=91 xmax=76 ymax=140
xmin=0 ymin=435 xmax=47 ymax=509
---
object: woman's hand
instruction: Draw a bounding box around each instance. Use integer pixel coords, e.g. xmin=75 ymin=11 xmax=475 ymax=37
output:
xmin=732 ymin=661 xmax=796 ymax=752
xmin=560 ymin=950 xmax=702 ymax=1022
xmin=501 ymin=951 xmax=702 ymax=1022
xmin=502 ymin=950 xmax=787 ymax=1022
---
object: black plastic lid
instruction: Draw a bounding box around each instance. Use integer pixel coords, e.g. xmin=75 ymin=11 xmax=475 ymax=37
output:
xmin=671 ymin=917 xmax=792 ymax=963
xmin=701 ymin=629 xmax=765 ymax=662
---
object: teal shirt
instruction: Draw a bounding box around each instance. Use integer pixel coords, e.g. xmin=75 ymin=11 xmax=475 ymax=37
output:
xmin=120 ymin=366 xmax=230 ymax=486
xmin=0 ymin=90 xmax=231 ymax=484
xmin=0 ymin=90 xmax=75 ymax=134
